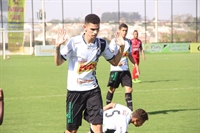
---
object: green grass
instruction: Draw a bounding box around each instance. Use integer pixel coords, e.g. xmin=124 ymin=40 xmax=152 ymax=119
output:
xmin=0 ymin=53 xmax=199 ymax=133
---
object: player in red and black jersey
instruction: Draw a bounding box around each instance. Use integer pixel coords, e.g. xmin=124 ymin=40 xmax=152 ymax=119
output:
xmin=131 ymin=30 xmax=146 ymax=83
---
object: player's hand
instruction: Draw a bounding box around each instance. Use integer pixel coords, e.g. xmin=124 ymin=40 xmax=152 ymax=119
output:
xmin=115 ymin=32 xmax=125 ymax=47
xmin=56 ymin=29 xmax=68 ymax=47
xmin=135 ymin=65 xmax=140 ymax=76
xmin=136 ymin=70 xmax=140 ymax=76
xmin=143 ymin=55 xmax=146 ymax=60
xmin=118 ymin=62 xmax=123 ymax=66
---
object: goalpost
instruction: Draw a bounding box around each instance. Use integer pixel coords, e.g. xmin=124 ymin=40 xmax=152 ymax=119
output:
xmin=0 ymin=29 xmax=33 ymax=60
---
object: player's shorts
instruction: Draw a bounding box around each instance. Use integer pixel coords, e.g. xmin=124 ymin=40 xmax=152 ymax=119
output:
xmin=66 ymin=87 xmax=103 ymax=131
xmin=107 ymin=71 xmax=132 ymax=88
xmin=132 ymin=55 xmax=140 ymax=65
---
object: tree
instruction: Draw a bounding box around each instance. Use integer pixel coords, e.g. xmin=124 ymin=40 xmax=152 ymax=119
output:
xmin=101 ymin=12 xmax=142 ymax=23
xmin=48 ymin=19 xmax=61 ymax=23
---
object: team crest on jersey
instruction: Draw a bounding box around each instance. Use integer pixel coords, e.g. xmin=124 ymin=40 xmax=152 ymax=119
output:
xmin=78 ymin=57 xmax=87 ymax=64
xmin=77 ymin=62 xmax=97 ymax=74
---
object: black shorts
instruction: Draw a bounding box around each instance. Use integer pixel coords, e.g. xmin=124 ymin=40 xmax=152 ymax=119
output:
xmin=107 ymin=71 xmax=132 ymax=88
xmin=66 ymin=87 xmax=103 ymax=131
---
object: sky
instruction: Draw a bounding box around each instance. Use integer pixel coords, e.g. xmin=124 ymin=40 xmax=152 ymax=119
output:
xmin=1 ymin=0 xmax=200 ymax=22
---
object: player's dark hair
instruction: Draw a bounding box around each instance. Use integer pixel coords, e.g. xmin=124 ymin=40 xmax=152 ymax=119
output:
xmin=134 ymin=30 xmax=138 ymax=33
xmin=133 ymin=108 xmax=148 ymax=121
xmin=85 ymin=14 xmax=100 ymax=24
xmin=119 ymin=23 xmax=128 ymax=30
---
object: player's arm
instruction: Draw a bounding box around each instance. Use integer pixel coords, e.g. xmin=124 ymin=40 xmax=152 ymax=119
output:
xmin=103 ymin=102 xmax=116 ymax=111
xmin=128 ymin=54 xmax=136 ymax=65
xmin=54 ymin=45 xmax=65 ymax=66
xmin=141 ymin=49 xmax=146 ymax=60
xmin=109 ymin=46 xmax=124 ymax=66
xmin=128 ymin=54 xmax=140 ymax=75
xmin=109 ymin=39 xmax=122 ymax=66
xmin=54 ymin=29 xmax=68 ymax=66
xmin=128 ymin=39 xmax=138 ymax=67
xmin=109 ymin=32 xmax=125 ymax=66
xmin=140 ymin=43 xmax=146 ymax=60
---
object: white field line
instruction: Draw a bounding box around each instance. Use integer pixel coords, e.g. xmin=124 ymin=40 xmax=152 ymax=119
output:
xmin=5 ymin=86 xmax=199 ymax=100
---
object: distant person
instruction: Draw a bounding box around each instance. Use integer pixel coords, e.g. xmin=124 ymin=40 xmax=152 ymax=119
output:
xmin=131 ymin=30 xmax=146 ymax=83
xmin=0 ymin=88 xmax=4 ymax=125
xmin=105 ymin=23 xmax=139 ymax=111
xmin=54 ymin=14 xmax=125 ymax=133
xmin=89 ymin=102 xmax=149 ymax=133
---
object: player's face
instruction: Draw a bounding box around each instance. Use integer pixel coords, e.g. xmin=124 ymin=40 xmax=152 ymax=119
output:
xmin=133 ymin=119 xmax=145 ymax=127
xmin=133 ymin=32 xmax=138 ymax=39
xmin=84 ymin=23 xmax=100 ymax=40
xmin=119 ymin=27 xmax=128 ymax=39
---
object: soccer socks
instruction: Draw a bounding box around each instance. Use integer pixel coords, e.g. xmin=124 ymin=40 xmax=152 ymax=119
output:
xmin=125 ymin=93 xmax=133 ymax=111
xmin=107 ymin=92 xmax=133 ymax=110
xmin=106 ymin=91 xmax=114 ymax=105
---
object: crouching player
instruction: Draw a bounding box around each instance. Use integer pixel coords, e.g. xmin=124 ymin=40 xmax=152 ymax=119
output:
xmin=89 ymin=102 xmax=148 ymax=133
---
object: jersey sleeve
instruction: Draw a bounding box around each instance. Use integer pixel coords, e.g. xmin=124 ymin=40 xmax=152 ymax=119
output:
xmin=109 ymin=39 xmax=118 ymax=55
xmin=101 ymin=40 xmax=115 ymax=61
xmin=127 ymin=39 xmax=132 ymax=54
xmin=60 ymin=38 xmax=73 ymax=60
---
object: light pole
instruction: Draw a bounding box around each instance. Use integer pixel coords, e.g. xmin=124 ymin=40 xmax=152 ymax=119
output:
xmin=42 ymin=0 xmax=46 ymax=46
xmin=155 ymin=0 xmax=158 ymax=43
xmin=118 ymin=0 xmax=120 ymax=23
xmin=90 ymin=0 xmax=93 ymax=13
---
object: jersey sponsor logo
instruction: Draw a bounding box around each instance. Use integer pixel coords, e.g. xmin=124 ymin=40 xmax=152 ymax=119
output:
xmin=132 ymin=39 xmax=141 ymax=51
xmin=74 ymin=41 xmax=81 ymax=45
xmin=77 ymin=79 xmax=94 ymax=84
xmin=132 ymin=42 xmax=140 ymax=52
xmin=77 ymin=62 xmax=97 ymax=74
xmin=122 ymin=110 xmax=128 ymax=115
xmin=132 ymin=48 xmax=139 ymax=51
xmin=78 ymin=57 xmax=87 ymax=64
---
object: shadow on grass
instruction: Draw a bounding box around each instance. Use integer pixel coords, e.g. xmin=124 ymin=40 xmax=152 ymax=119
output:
xmin=148 ymin=108 xmax=200 ymax=115
xmin=142 ymin=79 xmax=179 ymax=83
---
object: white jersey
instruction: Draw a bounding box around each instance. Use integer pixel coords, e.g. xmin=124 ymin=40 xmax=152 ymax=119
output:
xmin=109 ymin=38 xmax=132 ymax=71
xmin=60 ymin=34 xmax=114 ymax=91
xmin=103 ymin=104 xmax=132 ymax=133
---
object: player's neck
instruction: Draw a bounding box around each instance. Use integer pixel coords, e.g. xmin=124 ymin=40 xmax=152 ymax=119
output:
xmin=83 ymin=34 xmax=95 ymax=44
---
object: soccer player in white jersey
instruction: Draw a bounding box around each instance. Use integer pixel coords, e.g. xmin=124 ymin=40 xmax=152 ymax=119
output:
xmin=89 ymin=102 xmax=148 ymax=133
xmin=54 ymin=14 xmax=125 ymax=133
xmin=106 ymin=23 xmax=139 ymax=111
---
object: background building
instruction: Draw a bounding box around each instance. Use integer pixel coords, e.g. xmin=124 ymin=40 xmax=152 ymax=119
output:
xmin=0 ymin=0 xmax=199 ymax=48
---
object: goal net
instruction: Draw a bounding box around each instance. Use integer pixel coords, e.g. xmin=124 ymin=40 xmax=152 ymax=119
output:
xmin=0 ymin=29 xmax=33 ymax=60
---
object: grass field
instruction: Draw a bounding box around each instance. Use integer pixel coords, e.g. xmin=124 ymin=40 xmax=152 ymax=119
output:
xmin=0 ymin=53 xmax=199 ymax=133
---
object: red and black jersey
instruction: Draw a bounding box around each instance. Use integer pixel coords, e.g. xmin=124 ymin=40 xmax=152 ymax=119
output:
xmin=131 ymin=38 xmax=142 ymax=57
